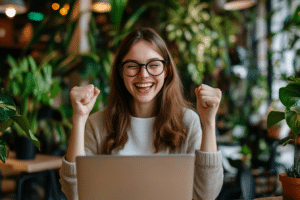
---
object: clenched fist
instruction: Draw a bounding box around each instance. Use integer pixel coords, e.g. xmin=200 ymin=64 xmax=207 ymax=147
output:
xmin=70 ymin=84 xmax=100 ymax=117
xmin=195 ymin=84 xmax=222 ymax=125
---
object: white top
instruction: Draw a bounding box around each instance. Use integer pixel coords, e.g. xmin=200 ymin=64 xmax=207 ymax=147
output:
xmin=118 ymin=116 xmax=156 ymax=155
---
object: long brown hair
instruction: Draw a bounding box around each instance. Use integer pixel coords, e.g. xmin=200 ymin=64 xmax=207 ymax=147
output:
xmin=103 ymin=27 xmax=194 ymax=154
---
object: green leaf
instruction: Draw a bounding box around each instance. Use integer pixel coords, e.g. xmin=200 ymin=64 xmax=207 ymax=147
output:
xmin=280 ymin=135 xmax=295 ymax=146
xmin=23 ymin=72 xmax=34 ymax=95
xmin=19 ymin=57 xmax=29 ymax=72
xmin=240 ymin=144 xmax=251 ymax=156
xmin=285 ymin=107 xmax=300 ymax=136
xmin=0 ymin=118 xmax=13 ymax=132
xmin=110 ymin=0 xmax=128 ymax=27
xmin=28 ymin=56 xmax=37 ymax=72
xmin=0 ymin=95 xmax=17 ymax=121
xmin=42 ymin=64 xmax=52 ymax=84
xmin=0 ymin=139 xmax=9 ymax=163
xmin=267 ymin=111 xmax=285 ymax=130
xmin=10 ymin=81 xmax=20 ymax=97
xmin=50 ymin=79 xmax=62 ymax=99
xmin=291 ymin=5 xmax=300 ymax=23
xmin=33 ymin=71 xmax=45 ymax=101
xmin=279 ymin=83 xmax=300 ymax=108
xmin=7 ymin=55 xmax=18 ymax=71
xmin=290 ymin=100 xmax=300 ymax=114
xmin=11 ymin=115 xmax=40 ymax=150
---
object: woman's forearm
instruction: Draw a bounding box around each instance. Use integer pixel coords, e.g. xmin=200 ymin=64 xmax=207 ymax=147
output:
xmin=200 ymin=121 xmax=217 ymax=152
xmin=65 ymin=114 xmax=89 ymax=163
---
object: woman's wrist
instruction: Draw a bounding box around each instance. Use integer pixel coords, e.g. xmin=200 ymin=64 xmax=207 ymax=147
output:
xmin=72 ymin=113 xmax=89 ymax=122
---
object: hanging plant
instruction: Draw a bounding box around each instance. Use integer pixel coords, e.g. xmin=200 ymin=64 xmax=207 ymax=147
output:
xmin=165 ymin=0 xmax=241 ymax=85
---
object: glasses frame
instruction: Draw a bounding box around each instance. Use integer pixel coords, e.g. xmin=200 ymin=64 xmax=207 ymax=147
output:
xmin=121 ymin=59 xmax=168 ymax=77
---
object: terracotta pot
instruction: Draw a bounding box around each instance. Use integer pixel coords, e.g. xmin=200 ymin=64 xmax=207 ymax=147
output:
xmin=268 ymin=126 xmax=281 ymax=139
xmin=279 ymin=173 xmax=300 ymax=200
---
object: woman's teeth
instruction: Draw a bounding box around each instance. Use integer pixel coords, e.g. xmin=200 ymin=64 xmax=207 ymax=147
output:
xmin=135 ymin=83 xmax=153 ymax=88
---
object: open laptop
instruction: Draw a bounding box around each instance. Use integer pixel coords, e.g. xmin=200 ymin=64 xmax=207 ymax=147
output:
xmin=76 ymin=154 xmax=195 ymax=200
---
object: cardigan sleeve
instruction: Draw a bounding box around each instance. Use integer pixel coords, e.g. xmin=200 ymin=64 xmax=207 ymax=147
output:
xmin=59 ymin=115 xmax=98 ymax=200
xmin=193 ymin=150 xmax=224 ymax=200
xmin=184 ymin=109 xmax=224 ymax=200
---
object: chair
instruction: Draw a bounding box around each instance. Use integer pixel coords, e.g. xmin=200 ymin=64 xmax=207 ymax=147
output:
xmin=217 ymin=164 xmax=256 ymax=200
xmin=240 ymin=164 xmax=256 ymax=200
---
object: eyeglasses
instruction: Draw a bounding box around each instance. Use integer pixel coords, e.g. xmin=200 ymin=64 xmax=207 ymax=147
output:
xmin=121 ymin=60 xmax=168 ymax=77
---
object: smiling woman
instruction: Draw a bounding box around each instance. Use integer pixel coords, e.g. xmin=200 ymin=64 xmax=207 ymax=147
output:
xmin=60 ymin=27 xmax=224 ymax=200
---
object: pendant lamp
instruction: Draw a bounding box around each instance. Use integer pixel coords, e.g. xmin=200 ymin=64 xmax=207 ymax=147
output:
xmin=0 ymin=0 xmax=27 ymax=14
xmin=224 ymin=0 xmax=256 ymax=10
xmin=91 ymin=0 xmax=111 ymax=13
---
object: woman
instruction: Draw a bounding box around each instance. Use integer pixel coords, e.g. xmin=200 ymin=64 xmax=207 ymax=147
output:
xmin=59 ymin=27 xmax=223 ymax=200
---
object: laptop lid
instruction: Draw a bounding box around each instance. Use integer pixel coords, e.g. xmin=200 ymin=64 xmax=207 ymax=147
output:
xmin=76 ymin=154 xmax=195 ymax=200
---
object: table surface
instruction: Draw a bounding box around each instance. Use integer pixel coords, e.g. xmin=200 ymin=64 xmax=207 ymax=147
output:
xmin=255 ymin=197 xmax=283 ymax=200
xmin=0 ymin=151 xmax=63 ymax=173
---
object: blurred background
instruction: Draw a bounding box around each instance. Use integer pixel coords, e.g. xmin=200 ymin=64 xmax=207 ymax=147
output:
xmin=0 ymin=0 xmax=299 ymax=199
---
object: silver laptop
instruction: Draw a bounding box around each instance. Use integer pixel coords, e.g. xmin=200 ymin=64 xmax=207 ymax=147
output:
xmin=76 ymin=154 xmax=195 ymax=200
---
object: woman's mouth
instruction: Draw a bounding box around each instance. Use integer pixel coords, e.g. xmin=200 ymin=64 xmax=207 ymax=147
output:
xmin=134 ymin=83 xmax=154 ymax=93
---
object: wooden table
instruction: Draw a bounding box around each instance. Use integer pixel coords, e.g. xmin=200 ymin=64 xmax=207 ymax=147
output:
xmin=0 ymin=151 xmax=63 ymax=200
xmin=1 ymin=151 xmax=63 ymax=173
xmin=255 ymin=197 xmax=283 ymax=200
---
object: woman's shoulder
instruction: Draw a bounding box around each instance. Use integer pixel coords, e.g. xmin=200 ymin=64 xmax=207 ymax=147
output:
xmin=87 ymin=109 xmax=106 ymax=125
xmin=182 ymin=107 xmax=200 ymax=125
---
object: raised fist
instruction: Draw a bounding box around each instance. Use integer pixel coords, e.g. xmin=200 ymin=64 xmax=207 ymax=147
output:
xmin=70 ymin=84 xmax=100 ymax=117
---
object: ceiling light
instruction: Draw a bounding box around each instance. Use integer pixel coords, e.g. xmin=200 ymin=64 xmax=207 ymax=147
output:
xmin=224 ymin=0 xmax=256 ymax=10
xmin=0 ymin=0 xmax=27 ymax=16
xmin=92 ymin=0 xmax=111 ymax=13
xmin=52 ymin=3 xmax=60 ymax=11
xmin=5 ymin=7 xmax=16 ymax=18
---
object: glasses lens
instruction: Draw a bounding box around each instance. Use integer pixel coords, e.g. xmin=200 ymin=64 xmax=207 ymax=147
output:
xmin=123 ymin=60 xmax=165 ymax=76
xmin=147 ymin=60 xmax=164 ymax=76
xmin=123 ymin=62 xmax=140 ymax=76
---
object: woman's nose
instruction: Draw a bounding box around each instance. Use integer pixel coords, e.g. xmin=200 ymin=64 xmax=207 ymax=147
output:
xmin=138 ymin=65 xmax=150 ymax=77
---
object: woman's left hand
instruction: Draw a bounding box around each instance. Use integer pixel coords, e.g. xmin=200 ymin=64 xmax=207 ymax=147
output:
xmin=195 ymin=84 xmax=222 ymax=126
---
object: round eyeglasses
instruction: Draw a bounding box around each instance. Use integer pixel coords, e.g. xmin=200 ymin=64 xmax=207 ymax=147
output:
xmin=121 ymin=60 xmax=168 ymax=77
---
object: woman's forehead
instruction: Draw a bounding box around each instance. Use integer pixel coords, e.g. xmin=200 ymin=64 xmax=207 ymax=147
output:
xmin=123 ymin=40 xmax=163 ymax=61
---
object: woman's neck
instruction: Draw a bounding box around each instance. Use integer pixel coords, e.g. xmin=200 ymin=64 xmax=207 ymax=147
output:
xmin=131 ymin=101 xmax=157 ymax=118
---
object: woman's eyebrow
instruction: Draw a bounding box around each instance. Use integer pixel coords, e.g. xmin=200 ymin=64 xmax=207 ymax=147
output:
xmin=122 ymin=58 xmax=162 ymax=63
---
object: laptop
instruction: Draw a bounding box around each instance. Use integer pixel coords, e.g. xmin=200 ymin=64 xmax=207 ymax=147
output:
xmin=76 ymin=154 xmax=195 ymax=200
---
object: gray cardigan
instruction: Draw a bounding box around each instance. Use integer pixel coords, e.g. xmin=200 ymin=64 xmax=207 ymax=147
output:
xmin=59 ymin=108 xmax=224 ymax=200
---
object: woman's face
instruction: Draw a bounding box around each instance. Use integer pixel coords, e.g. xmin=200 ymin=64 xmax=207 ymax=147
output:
xmin=121 ymin=40 xmax=167 ymax=108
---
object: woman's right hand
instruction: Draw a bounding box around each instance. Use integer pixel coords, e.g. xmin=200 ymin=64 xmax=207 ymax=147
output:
xmin=70 ymin=84 xmax=100 ymax=117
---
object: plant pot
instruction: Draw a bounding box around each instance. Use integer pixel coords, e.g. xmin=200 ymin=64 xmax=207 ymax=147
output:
xmin=279 ymin=173 xmax=300 ymax=200
xmin=268 ymin=125 xmax=281 ymax=139
xmin=15 ymin=136 xmax=36 ymax=160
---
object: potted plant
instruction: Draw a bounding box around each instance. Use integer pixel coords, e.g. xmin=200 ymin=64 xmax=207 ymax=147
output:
xmin=267 ymin=75 xmax=300 ymax=199
xmin=2 ymin=54 xmax=62 ymax=159
xmin=0 ymin=94 xmax=40 ymax=163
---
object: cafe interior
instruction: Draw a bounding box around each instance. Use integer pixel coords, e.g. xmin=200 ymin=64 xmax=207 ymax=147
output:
xmin=0 ymin=0 xmax=299 ymax=199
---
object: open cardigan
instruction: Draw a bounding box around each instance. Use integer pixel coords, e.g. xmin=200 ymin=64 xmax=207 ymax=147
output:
xmin=59 ymin=108 xmax=224 ymax=200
